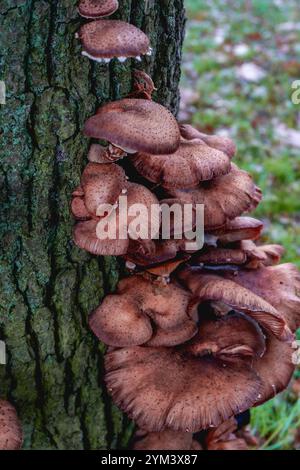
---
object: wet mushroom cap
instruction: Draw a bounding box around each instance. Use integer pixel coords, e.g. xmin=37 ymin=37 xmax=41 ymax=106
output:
xmin=131 ymin=139 xmax=232 ymax=189
xmin=0 ymin=400 xmax=23 ymax=450
xmin=79 ymin=20 xmax=150 ymax=59
xmin=78 ymin=0 xmax=119 ymax=18
xmin=105 ymin=339 xmax=262 ymax=432
xmin=84 ymin=99 xmax=181 ymax=155
xmin=167 ymin=164 xmax=262 ymax=230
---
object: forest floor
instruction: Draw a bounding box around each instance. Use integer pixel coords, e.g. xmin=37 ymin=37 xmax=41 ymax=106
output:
xmin=181 ymin=0 xmax=300 ymax=450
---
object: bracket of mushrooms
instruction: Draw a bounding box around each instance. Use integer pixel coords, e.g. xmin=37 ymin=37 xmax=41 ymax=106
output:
xmin=72 ymin=1 xmax=300 ymax=450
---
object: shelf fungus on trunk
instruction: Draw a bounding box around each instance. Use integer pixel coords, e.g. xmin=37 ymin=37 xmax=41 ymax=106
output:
xmin=84 ymin=98 xmax=181 ymax=156
xmin=0 ymin=400 xmax=23 ymax=450
xmin=79 ymin=20 xmax=152 ymax=63
xmin=104 ymin=312 xmax=268 ymax=433
xmin=78 ymin=0 xmax=119 ymax=18
xmin=89 ymin=274 xmax=197 ymax=347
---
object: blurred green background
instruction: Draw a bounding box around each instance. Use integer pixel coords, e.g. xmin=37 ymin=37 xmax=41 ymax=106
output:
xmin=181 ymin=0 xmax=300 ymax=450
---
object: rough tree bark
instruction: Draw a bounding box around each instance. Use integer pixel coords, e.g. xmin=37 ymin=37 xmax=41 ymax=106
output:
xmin=0 ymin=0 xmax=185 ymax=450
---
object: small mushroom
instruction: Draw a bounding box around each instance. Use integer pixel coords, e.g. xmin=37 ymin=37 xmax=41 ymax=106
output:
xmin=0 ymin=400 xmax=23 ymax=450
xmin=89 ymin=275 xmax=196 ymax=347
xmin=205 ymin=417 xmax=249 ymax=450
xmin=166 ymin=164 xmax=262 ymax=230
xmin=208 ymin=217 xmax=264 ymax=244
xmin=78 ymin=0 xmax=119 ymax=18
xmin=178 ymin=267 xmax=293 ymax=342
xmin=128 ymin=70 xmax=157 ymax=100
xmin=79 ymin=20 xmax=151 ymax=63
xmin=131 ymin=137 xmax=232 ymax=189
xmin=179 ymin=124 xmax=237 ymax=159
xmin=105 ymin=313 xmax=263 ymax=432
xmin=87 ymin=143 xmax=126 ymax=163
xmin=84 ymin=98 xmax=181 ymax=155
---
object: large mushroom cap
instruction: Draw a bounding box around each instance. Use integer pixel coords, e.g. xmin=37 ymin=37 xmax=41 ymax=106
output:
xmin=178 ymin=267 xmax=293 ymax=341
xmin=84 ymin=99 xmax=181 ymax=155
xmin=78 ymin=0 xmax=119 ymax=18
xmin=130 ymin=138 xmax=232 ymax=189
xmin=105 ymin=312 xmax=263 ymax=432
xmin=0 ymin=400 xmax=23 ymax=450
xmin=79 ymin=20 xmax=150 ymax=60
xmin=179 ymin=124 xmax=237 ymax=159
xmin=167 ymin=164 xmax=262 ymax=230
xmin=89 ymin=275 xmax=196 ymax=347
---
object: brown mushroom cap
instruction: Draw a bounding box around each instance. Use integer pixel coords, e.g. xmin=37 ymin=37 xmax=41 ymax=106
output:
xmin=209 ymin=217 xmax=264 ymax=244
xmin=73 ymin=218 xmax=129 ymax=255
xmin=78 ymin=0 xmax=119 ymax=19
xmin=130 ymin=138 xmax=232 ymax=189
xmin=105 ymin=314 xmax=263 ymax=432
xmin=0 ymin=400 xmax=23 ymax=450
xmin=254 ymin=333 xmax=295 ymax=405
xmin=167 ymin=164 xmax=262 ymax=230
xmin=79 ymin=20 xmax=150 ymax=60
xmin=89 ymin=275 xmax=196 ymax=347
xmin=179 ymin=124 xmax=237 ymax=159
xmin=178 ymin=267 xmax=293 ymax=341
xmin=226 ymin=264 xmax=300 ymax=333
xmin=133 ymin=429 xmax=196 ymax=450
xmin=84 ymin=99 xmax=181 ymax=155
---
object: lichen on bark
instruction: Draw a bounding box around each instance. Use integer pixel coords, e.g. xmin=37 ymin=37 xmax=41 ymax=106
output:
xmin=0 ymin=0 xmax=185 ymax=449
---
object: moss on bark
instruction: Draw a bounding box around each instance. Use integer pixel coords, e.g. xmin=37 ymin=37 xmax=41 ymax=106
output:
xmin=0 ymin=0 xmax=185 ymax=449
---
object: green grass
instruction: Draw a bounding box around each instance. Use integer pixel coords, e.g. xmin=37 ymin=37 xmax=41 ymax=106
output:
xmin=182 ymin=0 xmax=300 ymax=449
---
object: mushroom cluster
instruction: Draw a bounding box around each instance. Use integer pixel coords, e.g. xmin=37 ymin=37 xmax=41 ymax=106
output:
xmin=72 ymin=1 xmax=300 ymax=451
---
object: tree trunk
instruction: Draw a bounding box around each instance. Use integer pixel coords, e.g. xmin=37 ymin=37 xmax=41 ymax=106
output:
xmin=0 ymin=0 xmax=185 ymax=450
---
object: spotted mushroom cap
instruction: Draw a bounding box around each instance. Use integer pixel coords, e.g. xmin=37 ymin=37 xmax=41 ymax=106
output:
xmin=79 ymin=20 xmax=150 ymax=61
xmin=84 ymin=99 xmax=181 ymax=155
xmin=167 ymin=164 xmax=262 ymax=230
xmin=105 ymin=313 xmax=263 ymax=433
xmin=0 ymin=400 xmax=23 ymax=450
xmin=78 ymin=0 xmax=119 ymax=18
xmin=130 ymin=138 xmax=232 ymax=189
xmin=178 ymin=267 xmax=293 ymax=342
xmin=89 ymin=275 xmax=196 ymax=347
xmin=179 ymin=124 xmax=237 ymax=159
